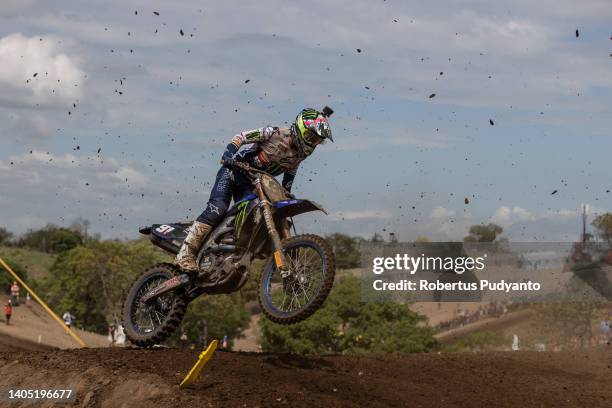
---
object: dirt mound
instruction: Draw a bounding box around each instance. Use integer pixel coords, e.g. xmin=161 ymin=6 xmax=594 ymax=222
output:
xmin=0 ymin=334 xmax=53 ymax=352
xmin=1 ymin=346 xmax=610 ymax=407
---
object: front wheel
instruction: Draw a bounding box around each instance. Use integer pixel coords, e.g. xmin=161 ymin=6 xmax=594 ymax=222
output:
xmin=122 ymin=263 xmax=187 ymax=347
xmin=258 ymin=234 xmax=336 ymax=324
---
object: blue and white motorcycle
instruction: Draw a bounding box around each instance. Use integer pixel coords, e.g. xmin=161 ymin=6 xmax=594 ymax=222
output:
xmin=122 ymin=161 xmax=335 ymax=347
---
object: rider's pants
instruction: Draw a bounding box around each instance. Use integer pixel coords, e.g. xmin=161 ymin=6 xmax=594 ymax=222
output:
xmin=196 ymin=166 xmax=253 ymax=226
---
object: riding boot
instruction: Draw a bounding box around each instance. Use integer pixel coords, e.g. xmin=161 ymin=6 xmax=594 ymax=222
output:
xmin=175 ymin=221 xmax=212 ymax=273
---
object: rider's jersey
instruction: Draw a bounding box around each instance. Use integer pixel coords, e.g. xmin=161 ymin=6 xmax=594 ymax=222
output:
xmin=222 ymin=126 xmax=303 ymax=191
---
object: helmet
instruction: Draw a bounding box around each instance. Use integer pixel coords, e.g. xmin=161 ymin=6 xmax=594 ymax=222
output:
xmin=292 ymin=107 xmax=334 ymax=157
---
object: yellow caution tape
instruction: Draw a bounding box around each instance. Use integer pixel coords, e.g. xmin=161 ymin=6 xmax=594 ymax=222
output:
xmin=0 ymin=256 xmax=86 ymax=348
xmin=179 ymin=339 xmax=218 ymax=388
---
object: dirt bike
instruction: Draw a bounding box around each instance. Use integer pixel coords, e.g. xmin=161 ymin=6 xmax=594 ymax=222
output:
xmin=121 ymin=160 xmax=336 ymax=347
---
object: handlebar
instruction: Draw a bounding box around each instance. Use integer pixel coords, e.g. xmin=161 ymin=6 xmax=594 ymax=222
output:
xmin=220 ymin=159 xmax=266 ymax=175
xmin=220 ymin=159 xmax=295 ymax=199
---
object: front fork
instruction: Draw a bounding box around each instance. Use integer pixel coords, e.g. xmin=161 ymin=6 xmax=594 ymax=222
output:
xmin=254 ymin=178 xmax=290 ymax=277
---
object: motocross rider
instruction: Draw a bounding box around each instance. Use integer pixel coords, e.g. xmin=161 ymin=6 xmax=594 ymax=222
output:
xmin=175 ymin=107 xmax=334 ymax=273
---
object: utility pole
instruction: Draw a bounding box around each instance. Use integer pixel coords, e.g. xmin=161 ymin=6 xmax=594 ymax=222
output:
xmin=582 ymin=204 xmax=588 ymax=243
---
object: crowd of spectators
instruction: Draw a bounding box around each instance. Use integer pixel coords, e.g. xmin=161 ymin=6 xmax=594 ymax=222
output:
xmin=433 ymin=301 xmax=518 ymax=333
xmin=3 ymin=281 xmax=21 ymax=325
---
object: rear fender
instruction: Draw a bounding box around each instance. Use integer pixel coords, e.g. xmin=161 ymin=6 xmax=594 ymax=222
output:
xmin=147 ymin=223 xmax=190 ymax=254
xmin=273 ymin=199 xmax=327 ymax=219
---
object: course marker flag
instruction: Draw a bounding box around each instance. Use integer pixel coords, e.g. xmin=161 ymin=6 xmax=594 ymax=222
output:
xmin=180 ymin=339 xmax=218 ymax=388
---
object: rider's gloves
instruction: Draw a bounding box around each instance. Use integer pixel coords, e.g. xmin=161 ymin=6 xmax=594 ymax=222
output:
xmin=221 ymin=157 xmax=236 ymax=168
xmin=284 ymin=189 xmax=296 ymax=199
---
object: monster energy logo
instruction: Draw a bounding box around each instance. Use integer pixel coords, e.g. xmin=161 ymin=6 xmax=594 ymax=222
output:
xmin=234 ymin=200 xmax=250 ymax=231
xmin=245 ymin=130 xmax=261 ymax=141
xmin=301 ymin=108 xmax=318 ymax=119
xmin=267 ymin=163 xmax=282 ymax=175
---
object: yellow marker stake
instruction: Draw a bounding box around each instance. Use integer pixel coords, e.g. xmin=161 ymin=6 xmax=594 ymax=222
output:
xmin=0 ymin=256 xmax=86 ymax=348
xmin=180 ymin=339 xmax=218 ymax=388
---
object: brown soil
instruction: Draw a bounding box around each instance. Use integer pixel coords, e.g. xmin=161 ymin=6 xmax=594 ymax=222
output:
xmin=0 ymin=332 xmax=54 ymax=352
xmin=233 ymin=314 xmax=261 ymax=352
xmin=0 ymin=295 xmax=109 ymax=350
xmin=0 ymin=346 xmax=610 ymax=407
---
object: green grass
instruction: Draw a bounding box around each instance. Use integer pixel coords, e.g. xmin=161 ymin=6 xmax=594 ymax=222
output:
xmin=0 ymin=246 xmax=56 ymax=280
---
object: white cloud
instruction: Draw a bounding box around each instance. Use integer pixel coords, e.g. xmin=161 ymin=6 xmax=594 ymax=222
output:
xmin=430 ymin=206 xmax=456 ymax=220
xmin=391 ymin=206 xmax=474 ymax=241
xmin=491 ymin=205 xmax=536 ymax=227
xmin=111 ymin=166 xmax=148 ymax=187
xmin=542 ymin=204 xmax=609 ymax=220
xmin=453 ymin=13 xmax=553 ymax=56
xmin=0 ymin=150 xmax=148 ymax=197
xmin=329 ymin=209 xmax=392 ymax=221
xmin=0 ymin=33 xmax=84 ymax=108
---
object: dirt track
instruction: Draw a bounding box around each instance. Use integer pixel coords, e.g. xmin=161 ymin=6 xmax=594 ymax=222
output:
xmin=0 ymin=333 xmax=53 ymax=352
xmin=1 ymin=346 xmax=610 ymax=407
xmin=0 ymin=295 xmax=109 ymax=350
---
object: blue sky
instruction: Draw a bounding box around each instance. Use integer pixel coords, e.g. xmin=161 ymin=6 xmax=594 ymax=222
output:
xmin=0 ymin=0 xmax=611 ymax=241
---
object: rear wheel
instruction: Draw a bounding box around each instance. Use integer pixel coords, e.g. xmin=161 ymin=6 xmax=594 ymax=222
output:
xmin=122 ymin=263 xmax=187 ymax=347
xmin=258 ymin=234 xmax=335 ymax=324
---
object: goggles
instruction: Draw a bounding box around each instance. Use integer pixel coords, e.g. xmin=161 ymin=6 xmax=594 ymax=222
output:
xmin=302 ymin=129 xmax=325 ymax=146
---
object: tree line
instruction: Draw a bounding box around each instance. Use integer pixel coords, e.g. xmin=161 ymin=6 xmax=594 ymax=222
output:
xmin=2 ymin=212 xmax=610 ymax=353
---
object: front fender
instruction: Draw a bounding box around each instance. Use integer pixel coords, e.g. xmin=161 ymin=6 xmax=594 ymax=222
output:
xmin=273 ymin=199 xmax=327 ymax=219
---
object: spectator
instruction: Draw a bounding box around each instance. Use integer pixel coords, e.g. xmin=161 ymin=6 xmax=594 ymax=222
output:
xmin=25 ymin=292 xmax=30 ymax=306
xmin=4 ymin=300 xmax=12 ymax=325
xmin=179 ymin=328 xmax=188 ymax=348
xmin=108 ymin=323 xmax=117 ymax=345
xmin=511 ymin=334 xmax=520 ymax=351
xmin=114 ymin=324 xmax=126 ymax=345
xmin=62 ymin=311 xmax=75 ymax=328
xmin=600 ymin=320 xmax=610 ymax=343
xmin=222 ymin=334 xmax=228 ymax=349
xmin=10 ymin=281 xmax=19 ymax=306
